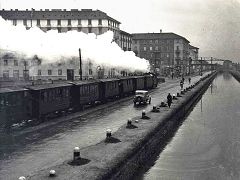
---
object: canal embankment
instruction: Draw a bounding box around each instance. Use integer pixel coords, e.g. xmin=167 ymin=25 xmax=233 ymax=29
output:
xmin=230 ymin=70 xmax=240 ymax=82
xmin=28 ymin=71 xmax=217 ymax=180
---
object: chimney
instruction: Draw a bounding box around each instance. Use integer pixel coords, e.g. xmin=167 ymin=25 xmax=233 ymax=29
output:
xmin=160 ymin=29 xmax=162 ymax=33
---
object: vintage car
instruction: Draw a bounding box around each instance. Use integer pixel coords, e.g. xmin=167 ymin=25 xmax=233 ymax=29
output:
xmin=133 ymin=90 xmax=151 ymax=105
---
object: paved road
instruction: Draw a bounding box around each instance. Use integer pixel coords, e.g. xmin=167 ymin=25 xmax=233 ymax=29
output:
xmin=0 ymin=73 xmax=209 ymax=179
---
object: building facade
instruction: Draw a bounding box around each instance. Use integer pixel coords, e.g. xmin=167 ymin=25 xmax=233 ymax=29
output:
xmin=132 ymin=33 xmax=190 ymax=76
xmin=189 ymin=45 xmax=199 ymax=74
xmin=0 ymin=9 xmax=132 ymax=51
xmin=0 ymin=50 xmax=132 ymax=81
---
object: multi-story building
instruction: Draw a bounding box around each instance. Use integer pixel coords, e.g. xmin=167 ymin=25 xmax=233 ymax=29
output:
xmin=132 ymin=32 xmax=191 ymax=76
xmin=115 ymin=30 xmax=132 ymax=51
xmin=0 ymin=50 xmax=132 ymax=81
xmin=0 ymin=9 xmax=132 ymax=51
xmin=188 ymin=45 xmax=199 ymax=74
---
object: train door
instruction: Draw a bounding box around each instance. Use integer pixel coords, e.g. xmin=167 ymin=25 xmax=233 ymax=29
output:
xmin=67 ymin=69 xmax=74 ymax=81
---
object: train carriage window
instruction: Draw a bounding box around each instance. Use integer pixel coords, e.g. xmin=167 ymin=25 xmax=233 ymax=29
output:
xmin=41 ymin=91 xmax=44 ymax=101
xmin=66 ymin=88 xmax=69 ymax=97
xmin=44 ymin=91 xmax=47 ymax=102
xmin=59 ymin=88 xmax=63 ymax=98
xmin=62 ymin=88 xmax=66 ymax=97
xmin=79 ymin=86 xmax=82 ymax=95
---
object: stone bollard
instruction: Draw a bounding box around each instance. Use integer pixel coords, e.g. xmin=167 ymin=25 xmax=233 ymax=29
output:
xmin=172 ymin=94 xmax=177 ymax=100
xmin=127 ymin=118 xmax=132 ymax=126
xmin=142 ymin=110 xmax=146 ymax=118
xmin=106 ymin=129 xmax=112 ymax=138
xmin=19 ymin=177 xmax=26 ymax=180
xmin=160 ymin=101 xmax=167 ymax=107
xmin=49 ymin=169 xmax=56 ymax=177
xmin=73 ymin=147 xmax=80 ymax=160
xmin=152 ymin=105 xmax=160 ymax=112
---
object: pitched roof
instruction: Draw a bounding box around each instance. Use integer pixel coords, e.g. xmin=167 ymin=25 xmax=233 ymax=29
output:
xmin=0 ymin=9 xmax=121 ymax=24
xmin=132 ymin=33 xmax=190 ymax=43
xmin=26 ymin=82 xmax=72 ymax=90
xmin=189 ymin=44 xmax=199 ymax=49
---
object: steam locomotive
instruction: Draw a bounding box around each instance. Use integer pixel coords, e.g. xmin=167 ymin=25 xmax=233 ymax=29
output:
xmin=0 ymin=73 xmax=158 ymax=130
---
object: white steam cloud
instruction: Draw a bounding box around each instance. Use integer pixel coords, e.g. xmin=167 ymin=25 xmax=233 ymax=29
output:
xmin=0 ymin=17 xmax=149 ymax=72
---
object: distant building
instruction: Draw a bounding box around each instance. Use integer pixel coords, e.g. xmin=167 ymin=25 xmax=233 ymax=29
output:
xmin=189 ymin=45 xmax=199 ymax=74
xmin=132 ymin=32 xmax=190 ymax=76
xmin=0 ymin=9 xmax=132 ymax=51
xmin=115 ymin=30 xmax=132 ymax=51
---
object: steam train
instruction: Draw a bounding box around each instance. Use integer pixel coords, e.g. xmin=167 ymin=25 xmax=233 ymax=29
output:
xmin=0 ymin=73 xmax=158 ymax=130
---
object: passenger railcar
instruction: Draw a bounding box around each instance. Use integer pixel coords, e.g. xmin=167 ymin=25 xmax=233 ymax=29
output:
xmin=27 ymin=83 xmax=72 ymax=121
xmin=0 ymin=87 xmax=31 ymax=129
xmin=119 ymin=77 xmax=135 ymax=96
xmin=0 ymin=74 xmax=159 ymax=130
xmin=133 ymin=76 xmax=145 ymax=90
xmin=100 ymin=78 xmax=120 ymax=100
xmin=71 ymin=80 xmax=100 ymax=110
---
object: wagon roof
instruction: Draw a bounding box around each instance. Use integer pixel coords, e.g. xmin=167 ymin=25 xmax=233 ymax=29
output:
xmin=71 ymin=80 xmax=101 ymax=85
xmin=118 ymin=76 xmax=136 ymax=80
xmin=0 ymin=87 xmax=28 ymax=93
xmin=100 ymin=78 xmax=120 ymax=82
xmin=27 ymin=83 xmax=72 ymax=90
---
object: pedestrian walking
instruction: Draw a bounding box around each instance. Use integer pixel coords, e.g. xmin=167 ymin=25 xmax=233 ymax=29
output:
xmin=188 ymin=77 xmax=191 ymax=84
xmin=167 ymin=93 xmax=172 ymax=108
xmin=182 ymin=77 xmax=185 ymax=83
xmin=180 ymin=80 xmax=184 ymax=89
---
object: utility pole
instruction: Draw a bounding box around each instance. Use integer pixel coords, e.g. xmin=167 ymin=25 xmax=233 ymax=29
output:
xmin=211 ymin=57 xmax=213 ymax=73
xmin=79 ymin=48 xmax=82 ymax=80
xmin=200 ymin=57 xmax=203 ymax=76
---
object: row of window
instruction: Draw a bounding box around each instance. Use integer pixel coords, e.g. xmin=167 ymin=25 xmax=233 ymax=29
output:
xmin=13 ymin=19 xmax=120 ymax=28
xmin=140 ymin=53 xmax=171 ymax=59
xmin=107 ymin=82 xmax=118 ymax=90
xmin=134 ymin=39 xmax=175 ymax=44
xmin=142 ymin=46 xmax=171 ymax=51
xmin=40 ymin=88 xmax=70 ymax=102
xmin=1 ymin=59 xmax=28 ymax=66
xmin=56 ymin=27 xmax=103 ymax=34
xmin=79 ymin=85 xmax=98 ymax=96
xmin=0 ymin=92 xmax=28 ymax=107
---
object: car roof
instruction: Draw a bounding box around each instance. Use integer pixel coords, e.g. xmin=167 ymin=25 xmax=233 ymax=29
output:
xmin=135 ymin=90 xmax=148 ymax=93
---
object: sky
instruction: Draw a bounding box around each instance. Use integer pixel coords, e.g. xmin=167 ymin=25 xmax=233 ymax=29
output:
xmin=0 ymin=0 xmax=240 ymax=63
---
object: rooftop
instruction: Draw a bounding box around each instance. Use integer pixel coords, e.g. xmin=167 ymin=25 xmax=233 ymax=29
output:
xmin=189 ymin=44 xmax=199 ymax=49
xmin=0 ymin=9 xmax=121 ymax=24
xmin=132 ymin=32 xmax=190 ymax=43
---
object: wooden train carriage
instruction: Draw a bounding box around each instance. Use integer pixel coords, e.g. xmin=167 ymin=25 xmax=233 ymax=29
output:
xmin=0 ymin=87 xmax=31 ymax=128
xmin=71 ymin=80 xmax=100 ymax=109
xmin=100 ymin=78 xmax=120 ymax=100
xmin=118 ymin=77 xmax=135 ymax=95
xmin=144 ymin=74 xmax=154 ymax=89
xmin=28 ymin=83 xmax=72 ymax=120
xmin=133 ymin=76 xmax=145 ymax=90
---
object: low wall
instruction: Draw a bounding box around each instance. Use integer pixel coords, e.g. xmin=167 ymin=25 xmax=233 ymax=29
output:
xmin=29 ymin=71 xmax=217 ymax=180
xmin=230 ymin=70 xmax=240 ymax=82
